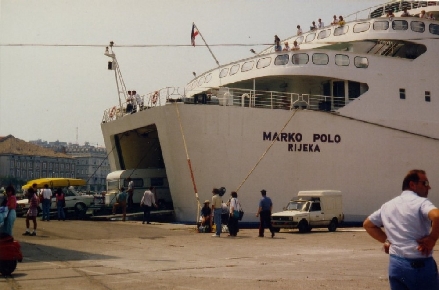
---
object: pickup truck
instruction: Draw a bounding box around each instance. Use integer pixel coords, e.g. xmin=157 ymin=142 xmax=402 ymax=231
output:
xmin=271 ymin=190 xmax=344 ymax=233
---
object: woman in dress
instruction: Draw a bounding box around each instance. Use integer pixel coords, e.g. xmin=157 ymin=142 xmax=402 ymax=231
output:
xmin=4 ymin=185 xmax=17 ymax=236
xmin=228 ymin=191 xmax=240 ymax=237
xmin=55 ymin=188 xmax=66 ymax=221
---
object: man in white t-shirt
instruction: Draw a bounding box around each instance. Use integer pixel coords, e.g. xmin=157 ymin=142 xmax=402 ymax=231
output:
xmin=41 ymin=184 xmax=52 ymax=221
xmin=140 ymin=187 xmax=157 ymax=224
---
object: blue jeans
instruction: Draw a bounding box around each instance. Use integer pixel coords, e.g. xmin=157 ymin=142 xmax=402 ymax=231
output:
xmin=57 ymin=201 xmax=65 ymax=220
xmin=214 ymin=208 xmax=222 ymax=236
xmin=389 ymin=255 xmax=439 ymax=290
xmin=42 ymin=199 xmax=51 ymax=220
xmin=4 ymin=209 xmax=16 ymax=236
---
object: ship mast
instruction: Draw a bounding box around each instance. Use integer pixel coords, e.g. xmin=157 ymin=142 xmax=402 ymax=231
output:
xmin=104 ymin=41 xmax=126 ymax=111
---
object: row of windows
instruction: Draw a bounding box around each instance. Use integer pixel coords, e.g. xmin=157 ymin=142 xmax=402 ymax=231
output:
xmin=199 ymin=53 xmax=369 ymax=87
xmin=9 ymin=169 xmax=75 ymax=179
xmin=399 ymin=89 xmax=432 ymax=102
xmin=10 ymin=160 xmax=75 ymax=171
xmin=293 ymin=21 xmax=439 ymax=45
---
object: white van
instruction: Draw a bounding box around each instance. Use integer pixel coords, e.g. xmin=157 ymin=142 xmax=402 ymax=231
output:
xmin=105 ymin=169 xmax=172 ymax=209
xmin=271 ymin=190 xmax=343 ymax=233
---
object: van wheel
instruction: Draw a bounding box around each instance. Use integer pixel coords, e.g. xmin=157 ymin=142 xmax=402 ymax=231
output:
xmin=298 ymin=220 xmax=308 ymax=233
xmin=75 ymin=203 xmax=86 ymax=219
xmin=328 ymin=219 xmax=338 ymax=232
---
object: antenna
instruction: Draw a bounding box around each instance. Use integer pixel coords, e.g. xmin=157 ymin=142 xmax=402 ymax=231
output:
xmin=76 ymin=126 xmax=79 ymax=145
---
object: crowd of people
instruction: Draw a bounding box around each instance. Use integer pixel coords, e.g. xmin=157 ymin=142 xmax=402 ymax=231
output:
xmin=198 ymin=188 xmax=275 ymax=239
xmin=274 ymin=15 xmax=346 ymax=52
xmin=386 ymin=7 xmax=436 ymax=20
xmin=0 ymin=183 xmax=67 ymax=238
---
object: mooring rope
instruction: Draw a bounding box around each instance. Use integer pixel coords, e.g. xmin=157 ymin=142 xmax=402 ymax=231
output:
xmin=174 ymin=103 xmax=201 ymax=227
xmin=235 ymin=109 xmax=298 ymax=193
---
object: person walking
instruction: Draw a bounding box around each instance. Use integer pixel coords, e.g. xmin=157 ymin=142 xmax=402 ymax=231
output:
xmin=256 ymin=189 xmax=275 ymax=238
xmin=55 ymin=188 xmax=66 ymax=221
xmin=41 ymin=184 xmax=52 ymax=221
xmin=228 ymin=191 xmax=240 ymax=237
xmin=126 ymin=178 xmax=134 ymax=209
xmin=211 ymin=188 xmax=222 ymax=237
xmin=4 ymin=185 xmax=17 ymax=236
xmin=140 ymin=186 xmax=157 ymax=224
xmin=23 ymin=188 xmax=39 ymax=236
xmin=112 ymin=187 xmax=128 ymax=221
xmin=363 ymin=169 xmax=439 ymax=289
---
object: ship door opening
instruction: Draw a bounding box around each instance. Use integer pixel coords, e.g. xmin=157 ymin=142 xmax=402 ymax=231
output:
xmin=114 ymin=124 xmax=174 ymax=211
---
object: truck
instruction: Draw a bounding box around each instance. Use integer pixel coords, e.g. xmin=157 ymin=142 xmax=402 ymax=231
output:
xmin=271 ymin=190 xmax=343 ymax=233
xmin=101 ymin=168 xmax=172 ymax=209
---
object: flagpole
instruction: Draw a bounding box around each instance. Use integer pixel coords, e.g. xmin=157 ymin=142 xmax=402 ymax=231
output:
xmin=193 ymin=23 xmax=220 ymax=67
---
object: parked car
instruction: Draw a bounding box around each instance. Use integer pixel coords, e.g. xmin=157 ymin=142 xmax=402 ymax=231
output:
xmin=16 ymin=186 xmax=94 ymax=219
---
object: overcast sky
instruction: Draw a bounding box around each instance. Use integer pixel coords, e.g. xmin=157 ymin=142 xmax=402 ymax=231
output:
xmin=0 ymin=0 xmax=384 ymax=147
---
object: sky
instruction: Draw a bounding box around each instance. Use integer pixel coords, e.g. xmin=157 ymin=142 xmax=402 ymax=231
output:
xmin=0 ymin=0 xmax=384 ymax=147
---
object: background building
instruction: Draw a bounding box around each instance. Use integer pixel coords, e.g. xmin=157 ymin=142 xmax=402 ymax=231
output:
xmin=0 ymin=135 xmax=76 ymax=189
xmin=0 ymin=135 xmax=110 ymax=192
xmin=66 ymin=144 xmax=110 ymax=193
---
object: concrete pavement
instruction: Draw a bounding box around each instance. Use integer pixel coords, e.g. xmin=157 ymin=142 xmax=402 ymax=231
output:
xmin=1 ymin=218 xmax=418 ymax=289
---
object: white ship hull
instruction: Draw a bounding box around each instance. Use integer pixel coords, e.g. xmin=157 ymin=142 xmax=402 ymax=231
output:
xmin=101 ymin=104 xmax=439 ymax=223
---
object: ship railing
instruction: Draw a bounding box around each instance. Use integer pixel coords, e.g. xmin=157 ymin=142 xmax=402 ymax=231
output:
xmin=350 ymin=0 xmax=439 ymax=20
xmin=102 ymin=86 xmax=185 ymax=123
xmin=184 ymin=87 xmax=352 ymax=112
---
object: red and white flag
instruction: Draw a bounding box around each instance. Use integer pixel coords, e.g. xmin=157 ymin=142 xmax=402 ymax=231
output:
xmin=191 ymin=23 xmax=199 ymax=46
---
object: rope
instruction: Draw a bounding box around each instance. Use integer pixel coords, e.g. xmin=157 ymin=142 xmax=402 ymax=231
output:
xmin=235 ymin=109 xmax=298 ymax=193
xmin=174 ymin=103 xmax=201 ymax=228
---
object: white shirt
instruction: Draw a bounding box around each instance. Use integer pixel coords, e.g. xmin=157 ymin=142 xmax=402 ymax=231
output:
xmin=297 ymin=28 xmax=302 ymax=35
xmin=229 ymin=198 xmax=240 ymax=213
xmin=318 ymin=21 xmax=324 ymax=28
xmin=368 ymin=190 xmax=437 ymax=259
xmin=141 ymin=189 xmax=155 ymax=206
xmin=134 ymin=93 xmax=143 ymax=106
xmin=42 ymin=188 xmax=52 ymax=199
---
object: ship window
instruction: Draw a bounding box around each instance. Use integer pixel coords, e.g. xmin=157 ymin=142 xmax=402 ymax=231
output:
xmin=334 ymin=25 xmax=349 ymax=36
xmin=229 ymin=64 xmax=240 ymax=76
xmin=305 ymin=33 xmax=316 ymax=42
xmin=241 ymin=61 xmax=254 ymax=72
xmin=373 ymin=21 xmax=389 ymax=30
xmin=425 ymin=91 xmax=431 ymax=102
xmin=205 ymin=73 xmax=212 ymax=83
xmin=257 ymin=57 xmax=272 ymax=69
xmin=219 ymin=68 xmax=229 ymax=78
xmin=274 ymin=54 xmax=289 ymax=65
xmin=392 ymin=20 xmax=408 ymax=30
xmin=429 ymin=23 xmax=439 ymax=35
xmin=411 ymin=21 xmax=425 ymax=33
xmin=354 ymin=56 xmax=368 ymax=68
xmin=295 ymin=36 xmax=304 ymax=44
xmin=400 ymin=88 xmax=406 ymax=99
xmin=335 ymin=54 xmax=349 ymax=66
xmin=151 ymin=178 xmax=164 ymax=187
xmin=197 ymin=76 xmax=205 ymax=85
xmin=312 ymin=53 xmax=329 ymax=65
xmin=353 ymin=22 xmax=370 ymax=33
xmin=317 ymin=29 xmax=331 ymax=39
xmin=292 ymin=53 xmax=309 ymax=65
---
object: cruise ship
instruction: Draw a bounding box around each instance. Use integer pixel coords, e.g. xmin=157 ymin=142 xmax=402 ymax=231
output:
xmin=101 ymin=1 xmax=439 ymax=223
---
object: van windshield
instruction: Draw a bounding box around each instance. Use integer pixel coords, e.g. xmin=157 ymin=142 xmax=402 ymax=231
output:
xmin=286 ymin=200 xmax=309 ymax=211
